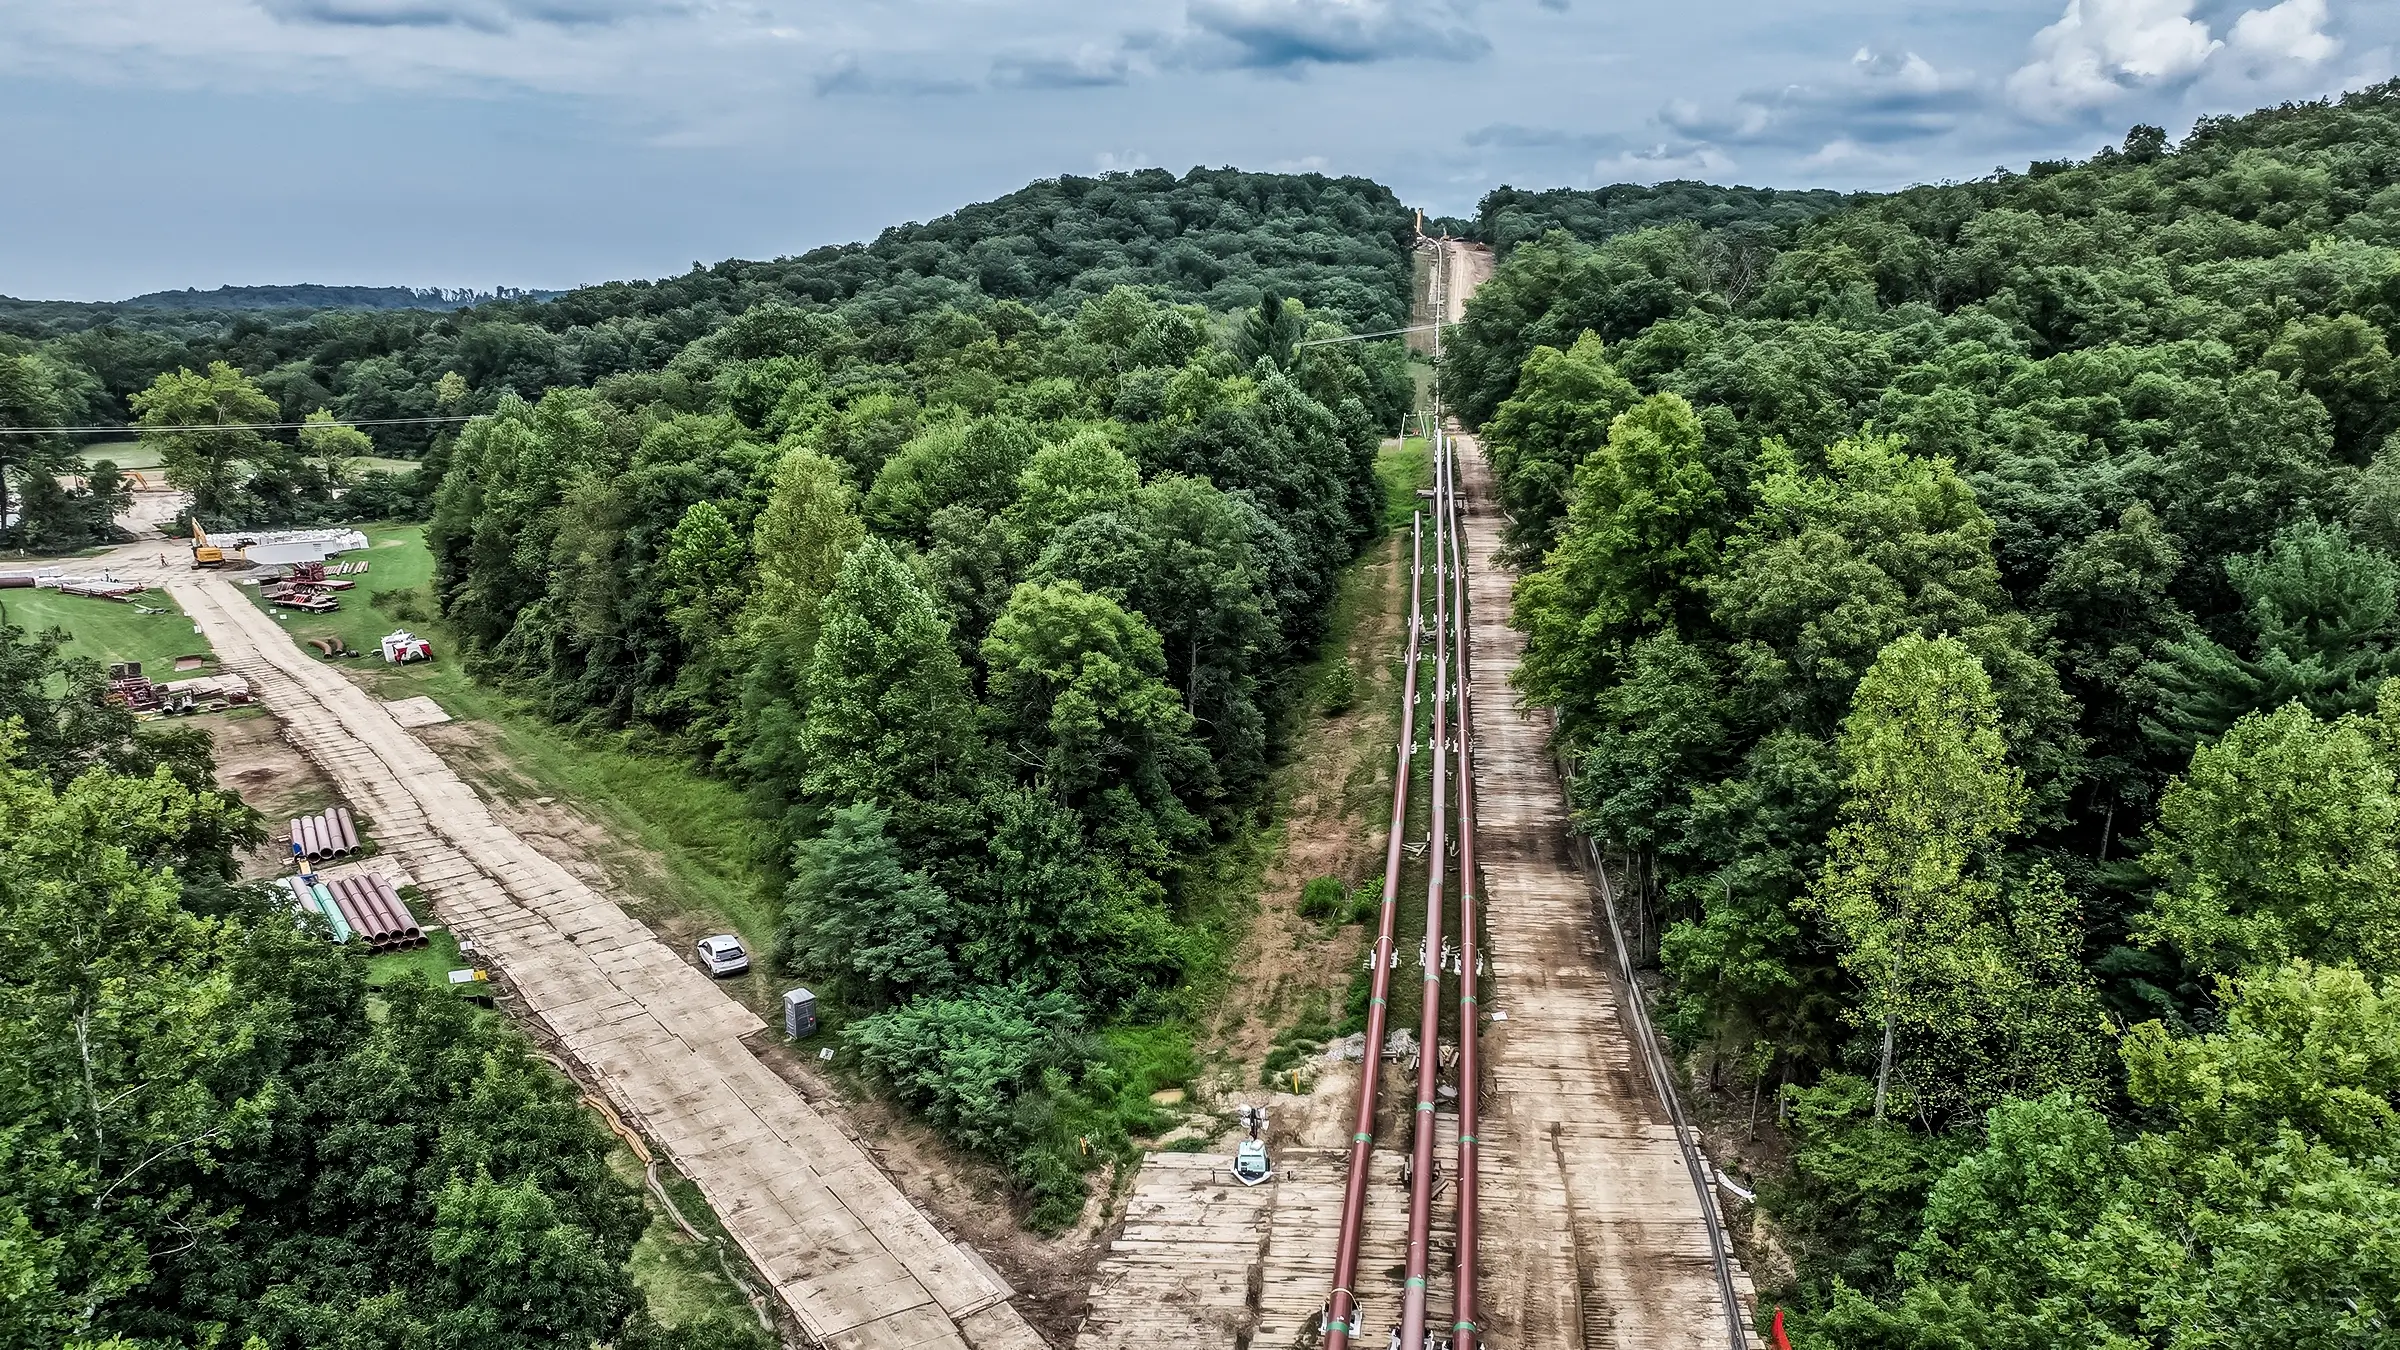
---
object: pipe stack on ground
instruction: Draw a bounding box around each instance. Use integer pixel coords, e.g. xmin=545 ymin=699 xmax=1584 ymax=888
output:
xmin=288 ymin=806 xmax=365 ymax=862
xmin=288 ymin=872 xmax=424 ymax=949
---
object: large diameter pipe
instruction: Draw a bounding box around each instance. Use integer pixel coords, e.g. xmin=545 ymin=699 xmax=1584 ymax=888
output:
xmin=288 ymin=818 xmax=306 ymax=860
xmin=337 ymin=876 xmax=392 ymax=948
xmin=373 ymin=873 xmax=425 ymax=946
xmin=1400 ymin=435 xmax=1454 ymax=1349
xmin=299 ymin=815 xmax=323 ymax=861
xmin=1324 ymin=510 xmax=1428 ymax=1350
xmin=335 ymin=806 xmax=359 ymax=854
xmin=311 ymin=883 xmax=353 ymax=943
xmin=331 ymin=878 xmax=386 ymax=950
xmin=350 ymin=875 xmax=400 ymax=947
xmin=1449 ymin=432 xmax=1485 ymax=1350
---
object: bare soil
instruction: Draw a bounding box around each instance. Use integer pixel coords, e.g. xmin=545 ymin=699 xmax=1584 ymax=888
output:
xmin=1196 ymin=523 xmax=1410 ymax=1149
xmin=200 ymin=707 xmax=344 ymax=879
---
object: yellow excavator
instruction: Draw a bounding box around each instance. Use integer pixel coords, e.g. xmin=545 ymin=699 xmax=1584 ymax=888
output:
xmin=190 ymin=523 xmax=225 ymax=568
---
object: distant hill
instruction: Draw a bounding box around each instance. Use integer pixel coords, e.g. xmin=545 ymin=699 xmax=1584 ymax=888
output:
xmin=116 ymin=283 xmax=556 ymax=311
xmin=1471 ymin=181 xmax=1859 ymax=254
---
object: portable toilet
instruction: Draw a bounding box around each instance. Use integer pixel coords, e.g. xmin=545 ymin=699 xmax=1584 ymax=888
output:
xmin=783 ymin=987 xmax=818 ymax=1039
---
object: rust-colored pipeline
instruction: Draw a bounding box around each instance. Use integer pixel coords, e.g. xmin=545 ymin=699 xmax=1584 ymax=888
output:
xmin=1399 ymin=437 xmax=1453 ymax=1349
xmin=1323 ymin=510 xmax=1428 ymax=1350
xmin=342 ymin=876 xmax=399 ymax=948
xmin=335 ymin=805 xmax=360 ymax=854
xmin=372 ymin=874 xmax=426 ymax=946
xmin=1448 ymin=429 xmax=1484 ymax=1350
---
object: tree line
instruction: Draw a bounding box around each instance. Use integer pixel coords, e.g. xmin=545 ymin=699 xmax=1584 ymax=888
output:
xmin=1462 ymin=83 xmax=2400 ymax=1344
xmin=424 ymin=282 xmax=1407 ymax=1226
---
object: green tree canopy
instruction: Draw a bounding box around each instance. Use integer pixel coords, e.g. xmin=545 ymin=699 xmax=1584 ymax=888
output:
xmin=2138 ymin=695 xmax=2400 ymax=980
xmin=131 ymin=361 xmax=279 ymax=519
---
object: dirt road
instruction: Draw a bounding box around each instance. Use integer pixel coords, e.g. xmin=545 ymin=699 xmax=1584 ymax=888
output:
xmin=1456 ymin=437 xmax=1759 ymax=1349
xmin=165 ymin=573 xmax=1047 ymax=1350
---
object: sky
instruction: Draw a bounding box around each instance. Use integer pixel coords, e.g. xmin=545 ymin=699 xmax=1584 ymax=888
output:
xmin=2 ymin=0 xmax=2394 ymax=300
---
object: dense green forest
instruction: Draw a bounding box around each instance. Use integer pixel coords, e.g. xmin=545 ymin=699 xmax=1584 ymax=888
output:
xmin=1469 ymin=181 xmax=1857 ymax=255
xmin=0 ymin=625 xmax=761 ymax=1350
xmin=0 ymin=167 xmax=1411 ymax=479
xmin=422 ymin=275 xmax=1406 ymax=1225
xmin=1463 ymin=85 xmax=2400 ymax=1342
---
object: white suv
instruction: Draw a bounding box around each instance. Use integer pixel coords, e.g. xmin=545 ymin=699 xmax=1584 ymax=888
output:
xmin=696 ymin=934 xmax=750 ymax=977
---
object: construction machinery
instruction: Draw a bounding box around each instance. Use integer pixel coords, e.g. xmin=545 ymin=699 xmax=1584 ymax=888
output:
xmin=190 ymin=523 xmax=225 ymax=567
xmin=283 ymin=561 xmax=356 ymax=591
xmin=380 ymin=630 xmax=433 ymax=663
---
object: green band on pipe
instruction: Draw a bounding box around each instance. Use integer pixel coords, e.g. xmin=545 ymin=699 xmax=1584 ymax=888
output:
xmin=1355 ymin=1132 xmax=1373 ymax=1142
xmin=1371 ymin=997 xmax=1386 ymax=1006
xmin=1460 ymin=1135 xmax=1477 ymax=1143
xmin=1460 ymin=995 xmax=1477 ymax=1004
xmin=1407 ymin=1277 xmax=1427 ymax=1289
xmin=1455 ymin=1322 xmax=1478 ymax=1331
xmin=1417 ymin=1101 xmax=1435 ymax=1112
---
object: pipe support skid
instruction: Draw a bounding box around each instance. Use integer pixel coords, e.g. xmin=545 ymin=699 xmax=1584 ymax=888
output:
xmin=1322 ymin=512 xmax=1427 ymax=1350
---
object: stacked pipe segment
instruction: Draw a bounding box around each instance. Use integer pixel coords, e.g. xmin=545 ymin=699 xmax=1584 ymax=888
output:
xmin=310 ymin=883 xmax=352 ymax=942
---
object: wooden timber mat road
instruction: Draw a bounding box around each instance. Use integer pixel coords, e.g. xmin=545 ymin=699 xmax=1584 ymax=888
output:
xmin=169 ymin=573 xmax=1047 ymax=1350
xmin=1453 ymin=438 xmax=1762 ymax=1350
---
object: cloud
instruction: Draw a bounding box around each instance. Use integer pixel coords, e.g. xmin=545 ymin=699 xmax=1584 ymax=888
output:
xmin=257 ymin=0 xmax=671 ymax=28
xmin=813 ymin=56 xmax=974 ymax=97
xmin=992 ymin=46 xmax=1138 ymax=88
xmin=1659 ymin=47 xmax=1981 ymax=151
xmin=2004 ymin=0 xmax=2221 ymax=116
xmin=2004 ymin=0 xmax=2354 ymax=118
xmin=1593 ymin=141 xmax=1735 ymax=182
xmin=2225 ymin=0 xmax=2339 ymax=71
xmin=1462 ymin=123 xmax=1620 ymax=152
xmin=1178 ymin=0 xmax=1488 ymax=70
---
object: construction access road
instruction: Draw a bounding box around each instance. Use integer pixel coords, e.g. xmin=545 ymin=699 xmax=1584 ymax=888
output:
xmin=1454 ymin=434 xmax=1760 ymax=1348
xmin=165 ymin=572 xmax=1047 ymax=1350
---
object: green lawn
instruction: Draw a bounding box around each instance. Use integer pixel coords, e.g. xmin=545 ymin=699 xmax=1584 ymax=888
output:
xmin=0 ymin=586 xmax=216 ymax=674
xmin=240 ymin=522 xmax=439 ymax=657
xmin=363 ymin=926 xmax=469 ymax=992
xmin=78 ymin=442 xmax=419 ymax=477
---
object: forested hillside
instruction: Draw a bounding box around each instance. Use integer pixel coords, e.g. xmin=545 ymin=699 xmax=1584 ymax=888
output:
xmin=1462 ymin=84 xmax=2400 ymax=1343
xmin=0 ymin=626 xmax=747 ymax=1350
xmin=425 ymin=279 xmax=1408 ymax=1225
xmin=1471 ymin=181 xmax=1856 ymax=255
xmin=0 ymin=168 xmax=1410 ymax=463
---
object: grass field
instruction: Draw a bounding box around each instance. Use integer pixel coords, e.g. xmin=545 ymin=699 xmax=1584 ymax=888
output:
xmin=77 ymin=442 xmax=419 ymax=477
xmin=240 ymin=522 xmax=439 ymax=657
xmin=363 ymin=925 xmax=469 ymax=991
xmin=0 ymin=586 xmax=216 ymax=673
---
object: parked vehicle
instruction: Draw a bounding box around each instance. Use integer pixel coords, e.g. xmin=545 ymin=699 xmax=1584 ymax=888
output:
xmin=696 ymin=934 xmax=750 ymax=977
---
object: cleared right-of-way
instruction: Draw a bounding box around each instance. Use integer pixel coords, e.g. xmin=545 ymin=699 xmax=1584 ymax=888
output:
xmin=1452 ymin=427 xmax=1760 ymax=1349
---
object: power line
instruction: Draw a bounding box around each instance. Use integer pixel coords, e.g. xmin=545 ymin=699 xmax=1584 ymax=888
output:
xmin=1293 ymin=322 xmax=1447 ymax=348
xmin=0 ymin=415 xmax=482 ymax=437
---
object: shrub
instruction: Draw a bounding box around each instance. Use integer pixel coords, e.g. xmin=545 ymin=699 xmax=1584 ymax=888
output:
xmin=1298 ymin=875 xmax=1348 ymax=920
xmin=1320 ymin=659 xmax=1356 ymax=715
